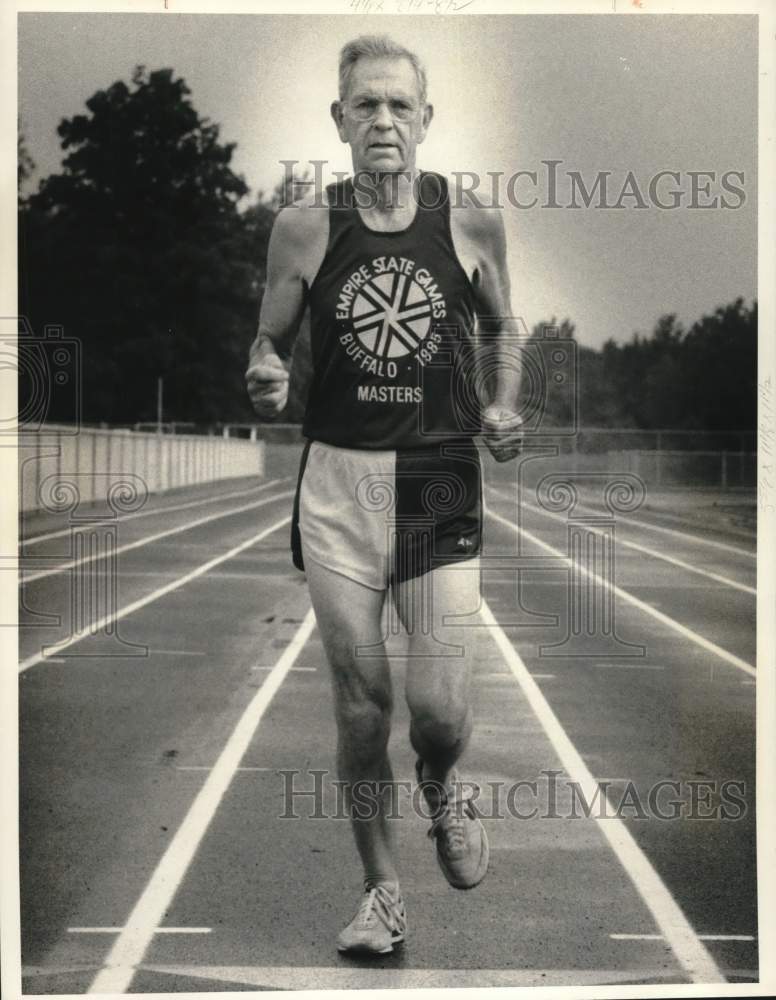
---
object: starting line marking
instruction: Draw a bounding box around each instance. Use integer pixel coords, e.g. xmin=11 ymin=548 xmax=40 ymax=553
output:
xmin=87 ymin=607 xmax=317 ymax=995
xmin=24 ymin=964 xmax=725 ymax=988
xmin=130 ymin=963 xmax=714 ymax=989
xmin=479 ymin=598 xmax=725 ymax=984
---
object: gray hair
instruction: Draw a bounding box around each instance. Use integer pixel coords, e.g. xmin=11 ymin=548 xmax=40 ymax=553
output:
xmin=338 ymin=35 xmax=428 ymax=104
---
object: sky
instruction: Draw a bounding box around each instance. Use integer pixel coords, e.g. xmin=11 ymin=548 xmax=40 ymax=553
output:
xmin=17 ymin=10 xmax=758 ymax=349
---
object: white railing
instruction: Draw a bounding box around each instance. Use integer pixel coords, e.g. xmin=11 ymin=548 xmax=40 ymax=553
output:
xmin=19 ymin=424 xmax=265 ymax=513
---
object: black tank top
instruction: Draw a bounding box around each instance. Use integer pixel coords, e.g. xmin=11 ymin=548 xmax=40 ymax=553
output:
xmin=304 ymin=171 xmax=479 ymax=449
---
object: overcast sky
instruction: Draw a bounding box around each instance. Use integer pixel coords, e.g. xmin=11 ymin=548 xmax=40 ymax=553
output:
xmin=18 ymin=11 xmax=757 ymax=349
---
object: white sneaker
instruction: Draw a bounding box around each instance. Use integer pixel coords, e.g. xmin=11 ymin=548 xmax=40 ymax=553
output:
xmin=336 ymin=882 xmax=407 ymax=955
xmin=416 ymin=757 xmax=490 ymax=890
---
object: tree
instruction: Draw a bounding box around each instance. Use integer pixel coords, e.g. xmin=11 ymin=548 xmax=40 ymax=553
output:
xmin=679 ymin=298 xmax=757 ymax=431
xmin=20 ymin=66 xmax=263 ymax=425
xmin=578 ymin=304 xmax=756 ymax=432
xmin=18 ymin=124 xmax=35 ymax=194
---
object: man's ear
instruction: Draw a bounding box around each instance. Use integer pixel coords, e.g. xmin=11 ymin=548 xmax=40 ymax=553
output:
xmin=330 ymin=100 xmax=348 ymax=142
xmin=417 ymin=102 xmax=434 ymax=145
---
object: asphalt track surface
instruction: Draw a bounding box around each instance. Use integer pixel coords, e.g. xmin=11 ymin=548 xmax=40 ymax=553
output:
xmin=18 ymin=444 xmax=758 ymax=993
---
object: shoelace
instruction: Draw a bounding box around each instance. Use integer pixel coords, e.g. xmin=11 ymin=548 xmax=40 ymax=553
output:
xmin=428 ymin=786 xmax=478 ymax=854
xmin=353 ymin=885 xmax=405 ymax=933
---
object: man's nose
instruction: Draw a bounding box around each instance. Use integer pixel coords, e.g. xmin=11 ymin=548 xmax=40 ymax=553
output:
xmin=372 ymin=102 xmax=394 ymax=128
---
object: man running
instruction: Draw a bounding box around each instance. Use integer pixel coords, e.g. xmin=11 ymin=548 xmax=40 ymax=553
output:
xmin=246 ymin=35 xmax=523 ymax=956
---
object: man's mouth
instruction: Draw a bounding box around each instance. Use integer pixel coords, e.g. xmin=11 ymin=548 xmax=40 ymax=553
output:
xmin=369 ymin=143 xmax=397 ymax=150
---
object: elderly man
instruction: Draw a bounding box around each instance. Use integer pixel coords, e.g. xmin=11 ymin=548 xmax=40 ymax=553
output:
xmin=246 ymin=34 xmax=522 ymax=955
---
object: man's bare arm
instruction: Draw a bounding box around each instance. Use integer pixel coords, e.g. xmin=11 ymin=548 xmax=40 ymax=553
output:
xmin=466 ymin=208 xmax=524 ymax=461
xmin=246 ymin=209 xmax=309 ymax=418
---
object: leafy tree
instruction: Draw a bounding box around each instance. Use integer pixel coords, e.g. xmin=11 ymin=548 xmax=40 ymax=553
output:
xmin=18 ymin=124 xmax=35 ymax=194
xmin=19 ymin=66 xmax=266 ymax=425
xmin=525 ymin=304 xmax=755 ymax=434
xmin=679 ymin=298 xmax=757 ymax=431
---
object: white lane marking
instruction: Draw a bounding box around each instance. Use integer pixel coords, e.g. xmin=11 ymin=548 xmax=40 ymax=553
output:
xmin=255 ymin=665 xmax=316 ymax=672
xmin=483 ymin=671 xmax=556 ymax=679
xmin=586 ymin=508 xmax=756 ymax=559
xmin=87 ymin=607 xmax=316 ymax=995
xmin=701 ymin=935 xmax=756 ymax=942
xmin=540 ymin=497 xmax=755 ymax=560
xmin=68 ymin=927 xmax=212 ymax=935
xmin=604 ymin=537 xmax=755 ymax=596
xmin=21 ymin=490 xmax=294 ymax=585
xmin=486 ymin=506 xmax=756 ymax=678
xmin=611 ymin=933 xmax=755 ymax=942
xmin=18 ymin=515 xmax=292 ymax=673
xmin=174 ymin=766 xmax=274 ymax=772
xmin=479 ymin=599 xmax=725 ymax=984
xmin=21 ymin=479 xmax=288 ymax=547
xmin=495 ymin=488 xmax=756 ymax=595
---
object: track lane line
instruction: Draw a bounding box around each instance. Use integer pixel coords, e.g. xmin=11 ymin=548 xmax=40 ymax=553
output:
xmin=20 ymin=489 xmax=294 ymax=585
xmin=485 ymin=498 xmax=756 ymax=677
xmin=479 ymin=598 xmax=725 ymax=984
xmin=21 ymin=479 xmax=289 ymax=547
xmin=562 ymin=500 xmax=755 ymax=560
xmin=18 ymin=514 xmax=292 ymax=673
xmin=68 ymin=927 xmax=212 ymax=935
xmin=611 ymin=933 xmax=755 ymax=942
xmin=604 ymin=538 xmax=756 ymax=595
xmin=496 ymin=489 xmax=755 ymax=595
xmin=87 ymin=606 xmax=316 ymax=995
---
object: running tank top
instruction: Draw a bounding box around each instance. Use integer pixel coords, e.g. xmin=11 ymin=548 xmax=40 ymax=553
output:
xmin=304 ymin=171 xmax=479 ymax=449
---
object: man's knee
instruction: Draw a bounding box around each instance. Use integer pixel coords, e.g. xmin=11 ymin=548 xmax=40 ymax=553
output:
xmin=331 ymin=660 xmax=392 ymax=744
xmin=408 ymin=695 xmax=471 ymax=749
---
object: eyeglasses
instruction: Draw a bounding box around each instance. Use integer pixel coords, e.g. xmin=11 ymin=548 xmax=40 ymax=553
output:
xmin=345 ymin=98 xmax=421 ymax=123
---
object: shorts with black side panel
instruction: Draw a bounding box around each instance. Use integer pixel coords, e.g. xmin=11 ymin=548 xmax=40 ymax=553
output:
xmin=292 ymin=439 xmax=482 ymax=591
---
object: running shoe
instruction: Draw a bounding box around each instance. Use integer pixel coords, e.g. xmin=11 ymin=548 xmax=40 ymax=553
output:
xmin=415 ymin=757 xmax=489 ymax=890
xmin=336 ymin=882 xmax=407 ymax=955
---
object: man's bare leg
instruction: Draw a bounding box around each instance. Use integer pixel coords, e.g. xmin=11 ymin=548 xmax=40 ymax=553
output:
xmin=393 ymin=558 xmax=489 ymax=889
xmin=304 ymin=557 xmax=398 ymax=888
xmin=393 ymin=558 xmax=480 ymax=787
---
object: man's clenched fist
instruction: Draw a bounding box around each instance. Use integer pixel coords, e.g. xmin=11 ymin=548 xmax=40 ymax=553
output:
xmin=245 ymin=355 xmax=289 ymax=419
xmin=481 ymin=404 xmax=523 ymax=462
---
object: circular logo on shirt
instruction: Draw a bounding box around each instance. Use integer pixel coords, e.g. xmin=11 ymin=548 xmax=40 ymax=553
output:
xmin=351 ymin=272 xmax=433 ymax=359
xmin=336 ymin=256 xmax=448 ymax=380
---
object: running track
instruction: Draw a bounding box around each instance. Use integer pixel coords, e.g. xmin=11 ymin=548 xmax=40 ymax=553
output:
xmin=17 ymin=444 xmax=758 ymax=992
